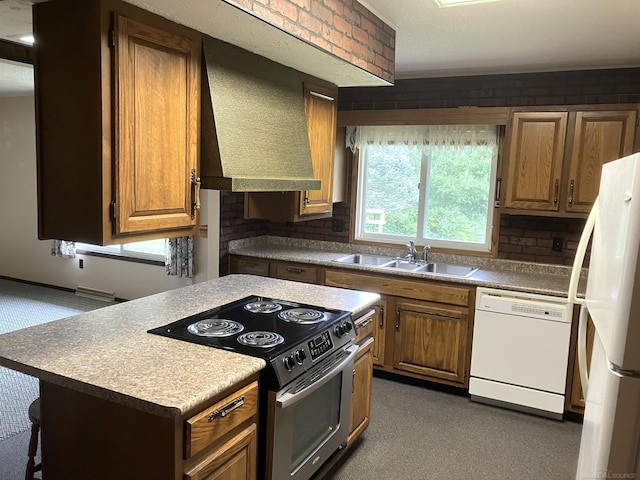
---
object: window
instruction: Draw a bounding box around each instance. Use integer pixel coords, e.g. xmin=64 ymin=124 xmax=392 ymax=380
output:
xmin=353 ymin=125 xmax=499 ymax=253
xmin=76 ymin=239 xmax=165 ymax=263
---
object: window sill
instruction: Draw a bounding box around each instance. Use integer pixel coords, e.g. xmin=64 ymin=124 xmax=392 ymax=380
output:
xmin=76 ymin=250 xmax=164 ymax=267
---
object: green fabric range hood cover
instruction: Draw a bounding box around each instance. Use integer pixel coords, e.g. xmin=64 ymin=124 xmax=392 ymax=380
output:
xmin=200 ymin=35 xmax=321 ymax=192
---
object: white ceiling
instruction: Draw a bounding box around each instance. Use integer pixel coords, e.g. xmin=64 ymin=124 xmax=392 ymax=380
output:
xmin=1 ymin=0 xmax=640 ymax=94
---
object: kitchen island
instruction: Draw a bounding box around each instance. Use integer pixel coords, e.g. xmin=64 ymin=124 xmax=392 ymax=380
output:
xmin=0 ymin=274 xmax=379 ymax=480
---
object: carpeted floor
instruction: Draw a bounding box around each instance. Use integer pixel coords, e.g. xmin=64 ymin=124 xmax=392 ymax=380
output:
xmin=0 ymin=277 xmax=116 ymax=441
xmin=327 ymin=375 xmax=583 ymax=480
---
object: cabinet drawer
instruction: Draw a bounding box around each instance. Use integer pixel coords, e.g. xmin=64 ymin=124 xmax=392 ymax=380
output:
xmin=273 ymin=264 xmax=318 ymax=284
xmin=230 ymin=257 xmax=270 ymax=276
xmin=354 ymin=309 xmax=376 ymax=344
xmin=185 ymin=381 xmax=258 ymax=459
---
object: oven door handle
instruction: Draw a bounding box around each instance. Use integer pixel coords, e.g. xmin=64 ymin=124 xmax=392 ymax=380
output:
xmin=276 ymin=345 xmax=358 ymax=409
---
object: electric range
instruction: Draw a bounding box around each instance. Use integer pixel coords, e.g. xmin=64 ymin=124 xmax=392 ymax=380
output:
xmin=147 ymin=295 xmax=355 ymax=389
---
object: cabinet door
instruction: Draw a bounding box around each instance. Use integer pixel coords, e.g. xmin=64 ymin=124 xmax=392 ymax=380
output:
xmin=184 ymin=424 xmax=257 ymax=480
xmin=504 ymin=112 xmax=568 ymax=210
xmin=565 ymin=110 xmax=637 ymax=213
xmin=372 ymin=299 xmax=387 ymax=367
xmin=299 ymin=83 xmax=337 ymax=216
xmin=393 ymin=300 xmax=469 ymax=385
xmin=348 ymin=336 xmax=374 ymax=445
xmin=114 ymin=14 xmax=200 ymax=234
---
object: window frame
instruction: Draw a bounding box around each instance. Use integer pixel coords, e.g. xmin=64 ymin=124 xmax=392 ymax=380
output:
xmin=351 ymin=131 xmax=502 ymax=256
xmin=76 ymin=239 xmax=165 ymax=265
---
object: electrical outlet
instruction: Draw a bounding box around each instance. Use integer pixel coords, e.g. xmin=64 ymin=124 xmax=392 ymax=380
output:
xmin=79 ymin=259 xmax=84 ymax=269
xmin=552 ymin=237 xmax=564 ymax=252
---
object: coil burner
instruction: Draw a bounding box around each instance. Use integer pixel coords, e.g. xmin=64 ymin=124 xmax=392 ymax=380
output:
xmin=186 ymin=319 xmax=244 ymax=337
xmin=277 ymin=308 xmax=327 ymax=324
xmin=244 ymin=301 xmax=283 ymax=314
xmin=237 ymin=331 xmax=285 ymax=348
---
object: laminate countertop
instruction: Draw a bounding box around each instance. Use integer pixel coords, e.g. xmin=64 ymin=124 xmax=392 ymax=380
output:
xmin=0 ymin=274 xmax=379 ymax=418
xmin=228 ymin=237 xmax=588 ymax=298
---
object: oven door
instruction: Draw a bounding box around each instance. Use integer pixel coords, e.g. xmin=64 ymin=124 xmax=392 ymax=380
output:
xmin=268 ymin=344 xmax=358 ymax=480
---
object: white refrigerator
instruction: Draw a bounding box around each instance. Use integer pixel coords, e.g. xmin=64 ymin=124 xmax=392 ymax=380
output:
xmin=568 ymin=152 xmax=640 ymax=480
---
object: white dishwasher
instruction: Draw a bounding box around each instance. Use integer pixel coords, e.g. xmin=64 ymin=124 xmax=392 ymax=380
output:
xmin=469 ymin=287 xmax=573 ymax=419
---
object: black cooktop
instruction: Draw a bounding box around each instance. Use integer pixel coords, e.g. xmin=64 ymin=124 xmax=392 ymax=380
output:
xmin=147 ymin=295 xmax=352 ymax=362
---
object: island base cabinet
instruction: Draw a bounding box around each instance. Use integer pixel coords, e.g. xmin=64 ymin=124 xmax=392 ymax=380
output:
xmin=184 ymin=424 xmax=257 ymax=480
xmin=40 ymin=381 xmax=179 ymax=480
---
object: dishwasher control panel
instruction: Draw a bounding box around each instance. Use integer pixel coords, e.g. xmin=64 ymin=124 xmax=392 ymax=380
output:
xmin=476 ymin=287 xmax=572 ymax=323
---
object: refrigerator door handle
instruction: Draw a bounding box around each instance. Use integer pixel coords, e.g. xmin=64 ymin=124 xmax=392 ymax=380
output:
xmin=568 ymin=198 xmax=599 ymax=304
xmin=577 ymin=304 xmax=590 ymax=399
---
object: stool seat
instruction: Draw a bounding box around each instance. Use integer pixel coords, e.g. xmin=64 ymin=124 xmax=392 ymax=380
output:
xmin=25 ymin=398 xmax=42 ymax=480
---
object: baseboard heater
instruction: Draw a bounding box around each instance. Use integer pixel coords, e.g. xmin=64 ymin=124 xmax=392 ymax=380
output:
xmin=75 ymin=286 xmax=115 ymax=302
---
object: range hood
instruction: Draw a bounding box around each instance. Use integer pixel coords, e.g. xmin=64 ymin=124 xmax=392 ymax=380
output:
xmin=200 ymin=36 xmax=321 ymax=192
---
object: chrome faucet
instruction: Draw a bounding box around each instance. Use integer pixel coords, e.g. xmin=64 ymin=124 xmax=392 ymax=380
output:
xmin=405 ymin=241 xmax=417 ymax=262
xmin=421 ymin=245 xmax=431 ymax=263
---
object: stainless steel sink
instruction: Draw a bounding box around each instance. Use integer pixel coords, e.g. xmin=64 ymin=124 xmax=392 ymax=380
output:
xmin=332 ymin=253 xmax=478 ymax=278
xmin=380 ymin=259 xmax=423 ymax=271
xmin=414 ymin=262 xmax=479 ymax=277
xmin=332 ymin=253 xmax=396 ymax=266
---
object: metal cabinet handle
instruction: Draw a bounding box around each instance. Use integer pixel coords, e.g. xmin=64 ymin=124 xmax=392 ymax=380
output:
xmin=208 ymin=395 xmax=244 ymax=421
xmin=495 ymin=177 xmax=502 ymax=207
xmin=568 ymin=180 xmax=575 ymax=207
xmin=241 ymin=261 xmax=258 ymax=268
xmin=355 ymin=309 xmax=375 ymax=329
xmin=286 ymin=268 xmax=304 ymax=274
xmin=395 ymin=308 xmax=400 ymax=330
xmin=191 ymin=169 xmax=201 ymax=219
xmin=553 ymin=179 xmax=560 ymax=206
xmin=379 ymin=306 xmax=384 ymax=328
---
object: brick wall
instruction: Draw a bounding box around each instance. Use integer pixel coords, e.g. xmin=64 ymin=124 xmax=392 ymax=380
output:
xmin=224 ymin=0 xmax=395 ymax=83
xmin=219 ymin=68 xmax=640 ymax=272
xmin=338 ymin=67 xmax=640 ymax=110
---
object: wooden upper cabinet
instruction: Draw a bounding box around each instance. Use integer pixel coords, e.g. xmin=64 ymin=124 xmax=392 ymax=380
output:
xmin=299 ymin=82 xmax=338 ymax=216
xmin=34 ymin=0 xmax=200 ymax=245
xmin=243 ymin=81 xmax=339 ymax=223
xmin=503 ymin=107 xmax=638 ymax=216
xmin=565 ymin=111 xmax=637 ymax=213
xmin=114 ymin=14 xmax=200 ymax=234
xmin=504 ymin=112 xmax=568 ymax=211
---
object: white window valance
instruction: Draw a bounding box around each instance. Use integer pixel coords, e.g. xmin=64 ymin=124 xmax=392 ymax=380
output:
xmin=346 ymin=124 xmax=498 ymax=151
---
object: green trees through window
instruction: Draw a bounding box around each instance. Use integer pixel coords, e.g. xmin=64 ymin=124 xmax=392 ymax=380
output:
xmin=358 ymin=142 xmax=496 ymax=252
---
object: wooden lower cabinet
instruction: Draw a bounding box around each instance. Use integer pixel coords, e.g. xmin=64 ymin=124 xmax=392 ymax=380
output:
xmin=371 ymin=300 xmax=387 ymax=367
xmin=39 ymin=376 xmax=259 ymax=480
xmin=393 ymin=300 xmax=469 ymax=385
xmin=184 ymin=424 xmax=257 ymax=480
xmin=325 ymin=269 xmax=474 ymax=388
xmin=348 ymin=336 xmax=374 ymax=445
xmin=566 ymin=312 xmax=596 ymax=413
xmin=228 ymin=255 xmax=320 ymax=284
xmin=229 ymin=256 xmax=270 ymax=277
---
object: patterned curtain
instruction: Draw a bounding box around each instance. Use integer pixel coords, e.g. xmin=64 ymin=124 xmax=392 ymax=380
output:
xmin=165 ymin=236 xmax=194 ymax=278
xmin=346 ymin=124 xmax=498 ymax=151
xmin=51 ymin=240 xmax=76 ymax=258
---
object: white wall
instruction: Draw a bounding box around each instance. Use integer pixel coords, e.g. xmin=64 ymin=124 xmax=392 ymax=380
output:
xmin=0 ymin=95 xmax=220 ymax=300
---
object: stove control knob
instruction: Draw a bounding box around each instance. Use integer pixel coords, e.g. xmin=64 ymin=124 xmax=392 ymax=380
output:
xmin=344 ymin=322 xmax=353 ymax=333
xmin=284 ymin=355 xmax=296 ymax=371
xmin=335 ymin=324 xmax=346 ymax=337
xmin=295 ymin=349 xmax=307 ymax=364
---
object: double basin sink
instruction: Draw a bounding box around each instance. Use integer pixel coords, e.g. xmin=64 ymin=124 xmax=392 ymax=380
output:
xmin=333 ymin=253 xmax=479 ymax=278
